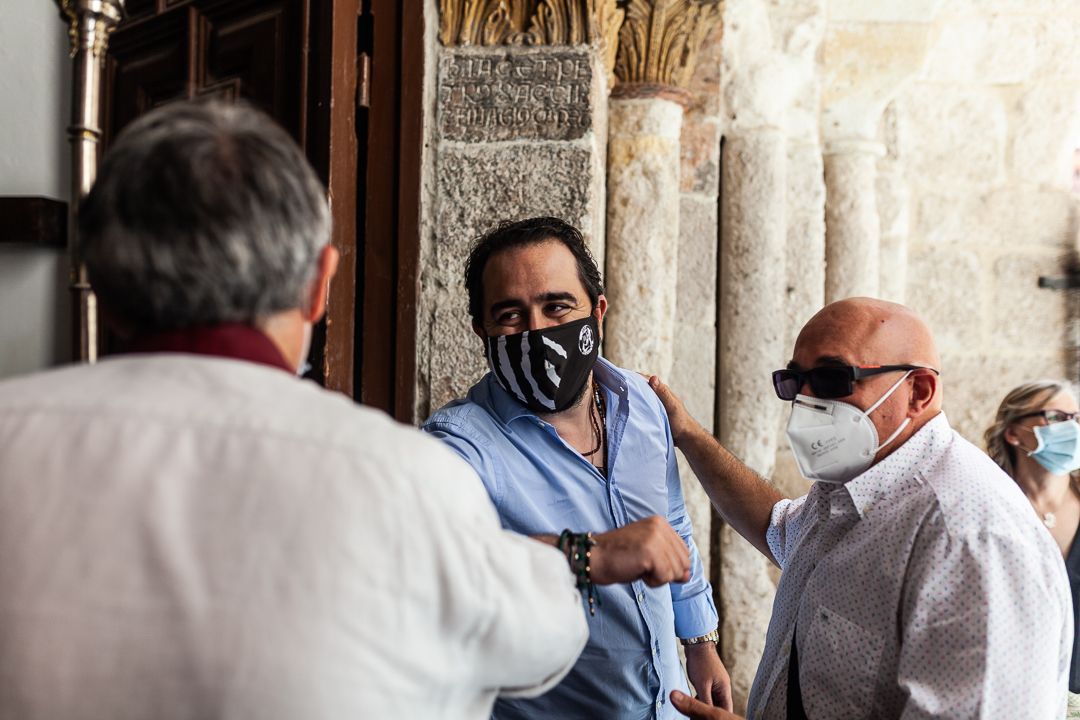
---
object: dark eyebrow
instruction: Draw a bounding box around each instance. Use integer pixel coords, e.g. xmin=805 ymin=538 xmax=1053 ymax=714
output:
xmin=538 ymin=292 xmax=578 ymax=304
xmin=487 ymin=292 xmax=580 ymax=318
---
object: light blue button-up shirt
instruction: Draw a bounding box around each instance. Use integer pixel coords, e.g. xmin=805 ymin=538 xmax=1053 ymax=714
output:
xmin=423 ymin=358 xmax=718 ymax=720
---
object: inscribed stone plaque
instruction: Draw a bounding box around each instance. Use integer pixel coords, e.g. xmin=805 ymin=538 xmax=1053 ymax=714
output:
xmin=439 ymin=47 xmax=594 ymax=143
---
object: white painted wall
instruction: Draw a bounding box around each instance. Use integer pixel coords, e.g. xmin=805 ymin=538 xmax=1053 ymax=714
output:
xmin=0 ymin=0 xmax=73 ymax=378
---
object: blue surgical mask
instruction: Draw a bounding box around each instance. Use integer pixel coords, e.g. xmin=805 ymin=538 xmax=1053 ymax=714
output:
xmin=1028 ymin=421 xmax=1080 ymax=475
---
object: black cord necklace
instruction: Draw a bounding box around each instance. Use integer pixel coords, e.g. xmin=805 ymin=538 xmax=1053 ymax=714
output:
xmin=581 ymin=383 xmax=606 ymax=474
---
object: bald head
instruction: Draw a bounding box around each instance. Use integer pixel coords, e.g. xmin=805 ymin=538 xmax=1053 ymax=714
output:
xmin=792 ymin=298 xmax=943 ymax=429
xmin=796 ymin=297 xmax=940 ymax=370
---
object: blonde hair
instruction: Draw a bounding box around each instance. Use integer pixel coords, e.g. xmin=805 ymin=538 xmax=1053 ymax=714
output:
xmin=984 ymin=379 xmax=1074 ymax=478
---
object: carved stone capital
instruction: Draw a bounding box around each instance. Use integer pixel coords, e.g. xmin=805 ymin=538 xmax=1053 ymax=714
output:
xmin=613 ymin=0 xmax=722 ymax=91
xmin=438 ymin=0 xmax=624 ymax=84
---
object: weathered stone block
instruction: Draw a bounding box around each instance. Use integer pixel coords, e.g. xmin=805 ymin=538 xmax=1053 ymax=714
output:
xmin=677 ymin=195 xmax=719 ymax=329
xmin=1009 ymin=82 xmax=1080 ymax=188
xmin=983 ymin=187 xmax=1077 ymax=248
xmin=921 ymin=15 xmax=1040 ymax=85
xmin=438 ymin=47 xmax=595 ymax=143
xmin=900 ymin=84 xmax=1006 ymax=187
xmin=677 ymin=454 xmax=712 ymax=593
xmin=942 ymin=351 xmax=1068 ymax=445
xmin=915 ymin=186 xmax=1077 ymax=249
xmin=1035 ymin=19 xmax=1080 ymax=78
xmin=826 ymin=0 xmax=946 ymax=23
xmin=685 ymin=19 xmax=724 ymax=119
xmin=680 ymin=117 xmax=722 ymax=196
xmin=906 ymin=246 xmax=982 ymax=351
xmin=435 ymin=143 xmax=597 ymax=245
xmin=820 ymin=22 xmax=935 ymax=141
xmin=785 ymin=140 xmax=825 ymax=351
xmin=990 ymin=252 xmax=1070 ymax=351
xmin=876 ymin=163 xmax=909 ymax=239
xmin=720 ymin=525 xmax=776 ymax=713
xmin=879 ymin=234 xmax=909 ymax=303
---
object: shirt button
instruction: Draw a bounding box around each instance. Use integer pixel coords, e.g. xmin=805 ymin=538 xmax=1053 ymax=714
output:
xmin=637 ymin=592 xmax=645 ymax=603
xmin=656 ymin=699 xmax=663 ymax=712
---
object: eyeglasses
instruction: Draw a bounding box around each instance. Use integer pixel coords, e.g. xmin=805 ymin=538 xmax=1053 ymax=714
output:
xmin=1017 ymin=409 xmax=1080 ymax=424
xmin=771 ymin=364 xmax=936 ymax=401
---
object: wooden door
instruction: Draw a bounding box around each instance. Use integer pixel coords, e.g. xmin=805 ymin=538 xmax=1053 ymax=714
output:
xmin=101 ymin=0 xmax=421 ymax=417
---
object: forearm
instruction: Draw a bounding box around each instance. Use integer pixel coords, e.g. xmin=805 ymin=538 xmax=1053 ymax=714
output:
xmin=677 ymin=423 xmax=783 ymax=562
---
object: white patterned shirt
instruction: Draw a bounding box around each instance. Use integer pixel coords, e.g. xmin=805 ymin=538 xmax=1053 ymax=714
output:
xmin=747 ymin=413 xmax=1072 ymax=720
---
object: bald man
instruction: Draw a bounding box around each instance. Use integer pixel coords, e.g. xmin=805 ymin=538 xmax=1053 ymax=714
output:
xmin=651 ymin=298 xmax=1072 ymax=720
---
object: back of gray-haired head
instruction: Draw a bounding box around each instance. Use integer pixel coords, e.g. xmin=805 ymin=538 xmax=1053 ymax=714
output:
xmin=80 ymin=101 xmax=330 ymax=333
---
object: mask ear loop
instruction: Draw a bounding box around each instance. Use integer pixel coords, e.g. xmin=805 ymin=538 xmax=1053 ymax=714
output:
xmin=866 ymin=370 xmax=914 ymax=453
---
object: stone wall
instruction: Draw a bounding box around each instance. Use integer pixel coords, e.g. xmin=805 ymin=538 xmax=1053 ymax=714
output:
xmin=896 ymin=0 xmax=1080 ymax=444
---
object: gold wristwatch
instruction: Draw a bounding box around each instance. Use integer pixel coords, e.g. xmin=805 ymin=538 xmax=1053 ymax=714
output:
xmin=680 ymin=629 xmax=719 ymax=646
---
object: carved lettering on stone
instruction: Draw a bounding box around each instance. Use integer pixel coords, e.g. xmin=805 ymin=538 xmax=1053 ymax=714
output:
xmin=439 ymin=49 xmax=594 ymax=142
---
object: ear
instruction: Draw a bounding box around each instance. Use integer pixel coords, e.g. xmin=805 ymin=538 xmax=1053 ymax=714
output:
xmin=594 ymin=294 xmax=608 ymax=337
xmin=1003 ymin=425 xmax=1023 ymax=447
xmin=303 ymin=244 xmax=340 ymax=324
xmin=907 ymin=370 xmax=937 ymax=416
xmin=472 ymin=320 xmax=485 ymax=340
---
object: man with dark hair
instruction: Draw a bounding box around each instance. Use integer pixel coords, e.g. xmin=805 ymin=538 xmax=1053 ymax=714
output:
xmin=0 ymin=104 xmax=591 ymax=719
xmin=423 ymin=216 xmax=731 ymax=719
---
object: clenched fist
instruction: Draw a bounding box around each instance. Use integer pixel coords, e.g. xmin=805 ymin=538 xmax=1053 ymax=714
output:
xmin=591 ymin=516 xmax=691 ymax=587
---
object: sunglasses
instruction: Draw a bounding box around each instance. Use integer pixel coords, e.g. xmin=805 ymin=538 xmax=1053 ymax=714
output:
xmin=772 ymin=364 xmax=935 ymax=401
xmin=1017 ymin=409 xmax=1080 ymax=424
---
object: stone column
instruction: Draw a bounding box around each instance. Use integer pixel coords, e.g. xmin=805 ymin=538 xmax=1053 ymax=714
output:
xmin=604 ymin=92 xmax=683 ymax=376
xmin=420 ymin=1 xmax=622 ymax=416
xmin=876 ymin=162 xmax=909 ymax=302
xmin=823 ymin=138 xmax=885 ymax=303
xmin=719 ymin=128 xmax=789 ymax=708
xmin=877 ymin=103 xmax=910 ymax=303
xmin=601 ymin=0 xmax=721 ymax=378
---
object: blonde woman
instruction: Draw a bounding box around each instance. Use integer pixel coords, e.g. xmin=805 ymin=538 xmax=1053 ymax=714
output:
xmin=986 ymin=380 xmax=1080 ymax=705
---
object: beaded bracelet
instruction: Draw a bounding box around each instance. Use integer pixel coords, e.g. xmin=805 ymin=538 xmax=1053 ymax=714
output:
xmin=559 ymin=529 xmax=600 ymax=616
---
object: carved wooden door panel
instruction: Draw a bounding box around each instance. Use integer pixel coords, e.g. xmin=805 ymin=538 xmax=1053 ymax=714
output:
xmin=102 ymin=0 xmax=358 ymax=396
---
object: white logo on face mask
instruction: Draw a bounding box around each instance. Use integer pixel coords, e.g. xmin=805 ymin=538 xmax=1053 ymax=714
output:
xmin=578 ymin=325 xmax=594 ymax=355
xmin=785 ymin=371 xmax=913 ymax=484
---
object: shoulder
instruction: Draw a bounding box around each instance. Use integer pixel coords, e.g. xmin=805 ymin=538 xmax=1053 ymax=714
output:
xmin=598 ymin=359 xmax=667 ymax=418
xmin=911 ymin=431 xmax=1064 ymax=578
xmin=422 ymin=377 xmax=504 ymax=446
xmin=0 ymin=355 xmax=492 ymax=507
xmin=921 ymin=430 xmax=1036 ymax=535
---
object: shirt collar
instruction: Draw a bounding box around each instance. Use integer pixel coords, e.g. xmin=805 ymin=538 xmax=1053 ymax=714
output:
xmin=123 ymin=324 xmax=292 ymax=373
xmin=844 ymin=411 xmax=953 ymax=517
xmin=483 ymin=356 xmax=625 ymax=425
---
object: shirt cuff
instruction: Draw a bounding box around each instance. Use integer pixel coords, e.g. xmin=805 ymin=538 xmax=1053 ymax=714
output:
xmin=672 ymin=587 xmax=719 ymax=640
xmin=766 ymin=498 xmax=796 ymax=569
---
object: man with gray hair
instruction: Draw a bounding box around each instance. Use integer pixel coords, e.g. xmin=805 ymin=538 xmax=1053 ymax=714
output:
xmin=0 ymin=101 xmax=590 ymax=719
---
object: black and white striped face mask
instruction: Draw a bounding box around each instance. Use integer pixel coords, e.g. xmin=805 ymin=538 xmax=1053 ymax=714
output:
xmin=484 ymin=315 xmax=600 ymax=414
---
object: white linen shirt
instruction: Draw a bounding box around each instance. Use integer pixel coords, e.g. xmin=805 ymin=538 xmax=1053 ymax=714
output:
xmin=0 ymin=355 xmax=587 ymax=720
xmin=748 ymin=413 xmax=1073 ymax=720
